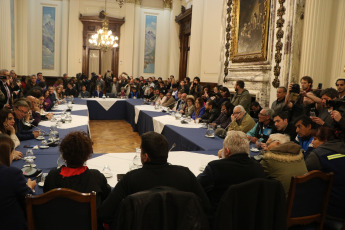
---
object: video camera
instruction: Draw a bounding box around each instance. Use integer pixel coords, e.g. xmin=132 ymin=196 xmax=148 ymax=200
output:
xmin=0 ymin=75 xmax=7 ymax=80
xmin=326 ymin=99 xmax=345 ymax=112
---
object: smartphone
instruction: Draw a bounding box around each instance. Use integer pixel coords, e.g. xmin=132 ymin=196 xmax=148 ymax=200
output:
xmin=23 ymin=145 xmax=35 ymax=148
xmin=318 ymin=83 xmax=322 ymax=89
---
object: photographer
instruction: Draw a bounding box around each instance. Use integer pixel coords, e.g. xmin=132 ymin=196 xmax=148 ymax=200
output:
xmin=310 ymin=88 xmax=339 ymax=128
xmin=190 ymin=76 xmax=203 ymax=98
xmin=284 ymin=83 xmax=306 ymax=123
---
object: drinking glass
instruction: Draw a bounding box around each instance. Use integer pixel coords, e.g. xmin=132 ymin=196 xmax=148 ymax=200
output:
xmin=102 ymin=165 xmax=113 ymax=178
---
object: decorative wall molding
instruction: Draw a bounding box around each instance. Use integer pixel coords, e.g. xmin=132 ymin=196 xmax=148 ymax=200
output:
xmin=223 ymin=0 xmax=232 ymax=82
xmin=163 ymin=0 xmax=172 ymax=9
xmin=272 ymin=0 xmax=286 ymax=88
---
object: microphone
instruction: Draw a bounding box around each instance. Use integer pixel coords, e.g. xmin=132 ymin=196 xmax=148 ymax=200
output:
xmin=22 ymin=120 xmax=49 ymax=136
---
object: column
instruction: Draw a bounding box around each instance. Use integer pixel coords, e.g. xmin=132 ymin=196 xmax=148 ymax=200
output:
xmin=0 ymin=0 xmax=11 ymax=69
xmin=17 ymin=0 xmax=28 ymax=75
xmin=60 ymin=0 xmax=69 ymax=75
xmin=299 ymin=0 xmax=333 ymax=86
xmin=132 ymin=2 xmax=141 ymax=76
xmin=119 ymin=2 xmax=135 ymax=76
xmin=167 ymin=0 xmax=181 ymax=78
xmin=188 ymin=0 xmax=204 ymax=78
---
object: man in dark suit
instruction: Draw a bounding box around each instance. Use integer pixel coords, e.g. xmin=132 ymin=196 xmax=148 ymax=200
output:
xmin=0 ymin=69 xmax=12 ymax=109
xmin=98 ymin=131 xmax=210 ymax=226
xmin=197 ymin=130 xmax=265 ymax=211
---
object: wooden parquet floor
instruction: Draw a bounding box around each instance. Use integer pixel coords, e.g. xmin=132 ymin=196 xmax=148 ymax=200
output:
xmin=89 ymin=120 xmax=141 ymax=153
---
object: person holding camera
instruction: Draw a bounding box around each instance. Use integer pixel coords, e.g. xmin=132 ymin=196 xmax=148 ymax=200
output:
xmin=190 ymin=76 xmax=203 ymax=98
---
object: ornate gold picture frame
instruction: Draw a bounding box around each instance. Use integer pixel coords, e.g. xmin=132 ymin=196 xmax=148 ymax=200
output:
xmin=230 ymin=0 xmax=270 ymax=63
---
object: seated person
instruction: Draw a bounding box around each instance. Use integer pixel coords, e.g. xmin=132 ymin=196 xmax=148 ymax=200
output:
xmin=48 ymin=86 xmax=57 ymax=105
xmin=227 ymin=105 xmax=256 ymax=133
xmin=183 ymin=96 xmax=195 ymax=117
xmin=98 ymin=131 xmax=210 ymax=226
xmin=93 ymin=85 xmax=103 ymax=98
xmin=174 ymin=92 xmax=186 ymax=112
xmin=294 ymin=115 xmax=316 ymax=158
xmin=197 ymin=130 xmax=265 ymax=211
xmin=13 ymin=99 xmax=40 ymax=141
xmin=129 ymin=86 xmax=140 ymax=99
xmin=305 ymin=126 xmax=345 ymax=225
xmin=118 ymin=87 xmax=126 ymax=97
xmin=26 ymin=96 xmax=42 ymax=126
xmin=192 ymin=97 xmax=206 ymax=120
xmin=260 ymin=133 xmax=307 ymax=196
xmin=250 ymin=101 xmax=262 ymax=120
xmin=154 ymin=90 xmax=167 ymax=105
xmin=44 ymin=131 xmax=111 ymax=207
xmin=0 ymin=109 xmax=22 ymax=160
xmin=210 ymin=101 xmax=234 ymax=129
xmin=273 ymin=111 xmax=297 ymax=141
xmin=0 ymin=134 xmax=36 ymax=230
xmin=246 ymin=108 xmax=276 ymax=143
xmin=42 ymin=89 xmax=52 ymax=111
xmin=38 ymin=95 xmax=53 ymax=120
xmin=144 ymin=86 xmax=155 ymax=100
xmin=55 ymin=85 xmax=65 ymax=102
xmin=65 ymin=82 xmax=78 ymax=97
xmin=79 ymin=85 xmax=90 ymax=98
xmin=162 ymin=91 xmax=176 ymax=109
xmin=199 ymin=99 xmax=220 ymax=124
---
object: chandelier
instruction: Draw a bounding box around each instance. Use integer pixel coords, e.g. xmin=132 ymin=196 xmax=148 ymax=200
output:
xmin=116 ymin=0 xmax=125 ymax=8
xmin=89 ymin=0 xmax=119 ymax=51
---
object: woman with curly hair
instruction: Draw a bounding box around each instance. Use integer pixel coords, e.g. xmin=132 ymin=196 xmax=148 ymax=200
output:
xmin=44 ymin=131 xmax=111 ymax=206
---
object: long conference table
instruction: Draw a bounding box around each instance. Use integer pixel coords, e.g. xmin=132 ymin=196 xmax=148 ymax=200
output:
xmin=12 ymin=98 xmax=238 ymax=194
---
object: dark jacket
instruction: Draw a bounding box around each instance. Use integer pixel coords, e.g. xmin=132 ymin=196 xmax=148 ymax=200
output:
xmin=44 ymin=167 xmax=111 ymax=207
xmin=0 ymin=80 xmax=12 ymax=108
xmin=197 ymin=153 xmax=265 ymax=211
xmin=213 ymin=178 xmax=286 ymax=230
xmin=0 ymin=165 xmax=34 ymax=230
xmin=305 ymin=139 xmax=345 ymax=219
xmin=213 ymin=112 xmax=231 ymax=129
xmin=115 ymin=187 xmax=210 ymax=230
xmin=98 ymin=162 xmax=211 ymax=225
xmin=200 ymin=108 xmax=220 ymax=124
xmin=277 ymin=122 xmax=297 ymax=141
xmin=15 ymin=117 xmax=34 ymax=141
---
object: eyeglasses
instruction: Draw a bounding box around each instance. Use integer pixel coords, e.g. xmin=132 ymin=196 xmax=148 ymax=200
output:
xmin=258 ymin=113 xmax=267 ymax=116
xmin=266 ymin=140 xmax=277 ymax=147
xmin=15 ymin=107 xmax=29 ymax=115
xmin=233 ymin=111 xmax=241 ymax=115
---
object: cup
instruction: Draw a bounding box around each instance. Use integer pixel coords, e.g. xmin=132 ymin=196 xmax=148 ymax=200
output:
xmin=102 ymin=165 xmax=113 ymax=178
xmin=41 ymin=140 xmax=48 ymax=146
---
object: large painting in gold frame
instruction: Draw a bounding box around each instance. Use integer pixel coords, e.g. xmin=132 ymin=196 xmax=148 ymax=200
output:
xmin=230 ymin=0 xmax=270 ymax=63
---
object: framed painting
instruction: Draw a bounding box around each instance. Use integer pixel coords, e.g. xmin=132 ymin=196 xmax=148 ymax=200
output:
xmin=230 ymin=0 xmax=270 ymax=62
xmin=42 ymin=6 xmax=55 ymax=69
xmin=143 ymin=15 xmax=157 ymax=73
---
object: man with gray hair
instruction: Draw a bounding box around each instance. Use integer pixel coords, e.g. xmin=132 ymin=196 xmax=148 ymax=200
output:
xmin=246 ymin=107 xmax=277 ymax=143
xmin=227 ymin=105 xmax=256 ymax=133
xmin=197 ymin=130 xmax=265 ymax=211
xmin=260 ymin=133 xmax=307 ymax=196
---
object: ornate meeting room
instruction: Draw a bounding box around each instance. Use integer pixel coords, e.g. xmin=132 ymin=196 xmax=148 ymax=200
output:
xmin=1 ymin=0 xmax=345 ymax=229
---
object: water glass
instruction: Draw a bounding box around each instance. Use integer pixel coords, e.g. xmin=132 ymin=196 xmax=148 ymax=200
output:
xmin=102 ymin=165 xmax=113 ymax=178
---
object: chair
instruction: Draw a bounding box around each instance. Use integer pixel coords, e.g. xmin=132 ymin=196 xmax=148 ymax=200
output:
xmin=213 ymin=178 xmax=286 ymax=230
xmin=286 ymin=170 xmax=334 ymax=230
xmin=106 ymin=93 xmax=116 ymax=98
xmin=115 ymin=186 xmax=209 ymax=230
xmin=26 ymin=188 xmax=97 ymax=230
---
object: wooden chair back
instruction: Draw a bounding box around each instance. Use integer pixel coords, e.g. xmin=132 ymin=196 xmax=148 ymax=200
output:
xmin=26 ymin=188 xmax=97 ymax=230
xmin=286 ymin=170 xmax=334 ymax=229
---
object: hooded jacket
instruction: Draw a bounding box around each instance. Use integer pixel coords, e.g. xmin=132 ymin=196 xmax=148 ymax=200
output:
xmin=306 ymin=139 xmax=345 ymax=219
xmin=260 ymin=142 xmax=308 ymax=196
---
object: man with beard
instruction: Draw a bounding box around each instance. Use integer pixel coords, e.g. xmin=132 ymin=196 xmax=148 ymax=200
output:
xmin=336 ymin=78 xmax=345 ymax=99
xmin=231 ymin=80 xmax=251 ymax=113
